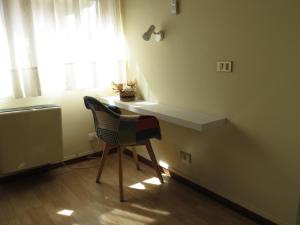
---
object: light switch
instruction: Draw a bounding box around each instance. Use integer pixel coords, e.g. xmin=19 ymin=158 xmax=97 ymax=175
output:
xmin=171 ymin=0 xmax=178 ymax=15
xmin=217 ymin=61 xmax=233 ymax=72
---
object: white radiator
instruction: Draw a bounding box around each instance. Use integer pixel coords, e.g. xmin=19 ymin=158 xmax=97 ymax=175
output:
xmin=0 ymin=105 xmax=63 ymax=176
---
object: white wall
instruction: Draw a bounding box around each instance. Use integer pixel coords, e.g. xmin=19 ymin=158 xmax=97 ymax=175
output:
xmin=121 ymin=0 xmax=300 ymax=224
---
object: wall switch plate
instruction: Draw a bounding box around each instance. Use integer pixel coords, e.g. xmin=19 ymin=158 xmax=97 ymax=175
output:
xmin=217 ymin=61 xmax=233 ymax=72
xmin=180 ymin=150 xmax=192 ymax=164
xmin=171 ymin=0 xmax=179 ymax=15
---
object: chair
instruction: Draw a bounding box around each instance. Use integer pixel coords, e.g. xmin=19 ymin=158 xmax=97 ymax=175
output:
xmin=84 ymin=96 xmax=164 ymax=202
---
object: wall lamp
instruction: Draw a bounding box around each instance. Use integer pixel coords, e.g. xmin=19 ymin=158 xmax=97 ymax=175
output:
xmin=142 ymin=25 xmax=164 ymax=42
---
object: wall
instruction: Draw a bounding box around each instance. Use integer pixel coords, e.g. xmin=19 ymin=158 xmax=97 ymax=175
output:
xmin=297 ymin=195 xmax=300 ymax=225
xmin=121 ymin=1 xmax=300 ymax=225
xmin=0 ymin=89 xmax=111 ymax=159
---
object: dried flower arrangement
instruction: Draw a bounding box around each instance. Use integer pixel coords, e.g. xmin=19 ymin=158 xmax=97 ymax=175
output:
xmin=112 ymin=80 xmax=137 ymax=102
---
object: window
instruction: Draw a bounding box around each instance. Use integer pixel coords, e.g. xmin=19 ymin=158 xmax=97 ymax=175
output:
xmin=0 ymin=0 xmax=126 ymax=99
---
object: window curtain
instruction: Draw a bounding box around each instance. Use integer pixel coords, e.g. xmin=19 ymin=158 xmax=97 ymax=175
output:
xmin=0 ymin=0 xmax=126 ymax=99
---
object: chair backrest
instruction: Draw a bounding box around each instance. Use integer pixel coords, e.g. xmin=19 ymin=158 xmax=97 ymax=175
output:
xmin=84 ymin=96 xmax=121 ymax=144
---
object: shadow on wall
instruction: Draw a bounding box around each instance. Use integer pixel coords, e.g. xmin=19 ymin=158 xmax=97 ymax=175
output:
xmin=150 ymin=120 xmax=292 ymax=224
xmin=133 ymin=63 xmax=158 ymax=102
xmin=165 ymin=120 xmax=269 ymax=162
xmin=203 ymin=122 xmax=269 ymax=163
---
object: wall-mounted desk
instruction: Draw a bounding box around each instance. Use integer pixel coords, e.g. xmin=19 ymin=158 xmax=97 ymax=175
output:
xmin=99 ymin=96 xmax=227 ymax=132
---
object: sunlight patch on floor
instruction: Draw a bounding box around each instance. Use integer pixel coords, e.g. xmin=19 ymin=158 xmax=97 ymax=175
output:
xmin=99 ymin=208 xmax=155 ymax=225
xmin=128 ymin=182 xmax=146 ymax=190
xmin=129 ymin=176 xmax=167 ymax=190
xmin=143 ymin=177 xmax=161 ymax=186
xmin=131 ymin=204 xmax=170 ymax=216
xmin=159 ymin=160 xmax=169 ymax=169
xmin=57 ymin=209 xmax=74 ymax=216
xmin=162 ymin=172 xmax=170 ymax=177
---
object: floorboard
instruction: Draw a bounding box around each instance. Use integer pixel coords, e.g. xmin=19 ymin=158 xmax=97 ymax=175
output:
xmin=0 ymin=154 xmax=258 ymax=225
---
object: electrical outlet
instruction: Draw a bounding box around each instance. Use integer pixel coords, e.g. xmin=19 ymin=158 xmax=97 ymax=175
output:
xmin=217 ymin=61 xmax=233 ymax=72
xmin=180 ymin=151 xmax=192 ymax=164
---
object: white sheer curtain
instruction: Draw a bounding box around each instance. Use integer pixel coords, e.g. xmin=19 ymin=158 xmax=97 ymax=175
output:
xmin=0 ymin=0 xmax=126 ymax=99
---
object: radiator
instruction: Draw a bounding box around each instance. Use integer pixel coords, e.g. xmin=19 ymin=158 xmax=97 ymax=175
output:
xmin=0 ymin=105 xmax=63 ymax=176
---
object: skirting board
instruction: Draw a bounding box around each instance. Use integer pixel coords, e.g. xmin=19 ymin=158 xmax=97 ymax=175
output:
xmin=0 ymin=148 xmax=117 ymax=182
xmin=123 ymin=149 xmax=277 ymax=225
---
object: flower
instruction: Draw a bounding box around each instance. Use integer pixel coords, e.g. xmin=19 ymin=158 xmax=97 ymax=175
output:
xmin=111 ymin=82 xmax=124 ymax=93
xmin=111 ymin=80 xmax=137 ymax=93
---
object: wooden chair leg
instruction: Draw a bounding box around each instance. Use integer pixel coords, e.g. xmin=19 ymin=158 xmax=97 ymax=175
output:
xmin=145 ymin=140 xmax=164 ymax=184
xmin=96 ymin=143 xmax=110 ymax=183
xmin=118 ymin=146 xmax=124 ymax=202
xmin=132 ymin=146 xmax=140 ymax=170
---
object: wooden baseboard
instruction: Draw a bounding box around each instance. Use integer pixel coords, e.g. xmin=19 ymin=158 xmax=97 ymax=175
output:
xmin=123 ymin=149 xmax=277 ymax=225
xmin=0 ymin=148 xmax=118 ymax=183
xmin=123 ymin=148 xmax=152 ymax=167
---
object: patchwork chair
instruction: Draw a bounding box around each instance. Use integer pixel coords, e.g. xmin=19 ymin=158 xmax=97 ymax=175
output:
xmin=84 ymin=96 xmax=164 ymax=202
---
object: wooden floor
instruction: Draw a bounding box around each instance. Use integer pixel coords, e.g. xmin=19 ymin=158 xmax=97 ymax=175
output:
xmin=0 ymin=154 xmax=258 ymax=225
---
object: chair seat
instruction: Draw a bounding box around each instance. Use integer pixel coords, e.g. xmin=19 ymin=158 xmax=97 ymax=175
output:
xmin=118 ymin=115 xmax=161 ymax=145
xmin=136 ymin=115 xmax=161 ymax=142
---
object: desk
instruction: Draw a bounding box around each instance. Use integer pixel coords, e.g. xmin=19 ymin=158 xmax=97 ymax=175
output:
xmin=100 ymin=96 xmax=227 ymax=132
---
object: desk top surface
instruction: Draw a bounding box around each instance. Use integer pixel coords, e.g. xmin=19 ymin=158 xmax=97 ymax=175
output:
xmin=99 ymin=96 xmax=227 ymax=132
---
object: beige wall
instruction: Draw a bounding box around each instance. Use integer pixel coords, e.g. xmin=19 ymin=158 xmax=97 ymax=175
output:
xmin=121 ymin=1 xmax=300 ymax=225
xmin=0 ymin=89 xmax=111 ymax=159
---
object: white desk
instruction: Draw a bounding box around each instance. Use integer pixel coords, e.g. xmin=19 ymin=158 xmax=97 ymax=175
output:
xmin=99 ymin=96 xmax=227 ymax=132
